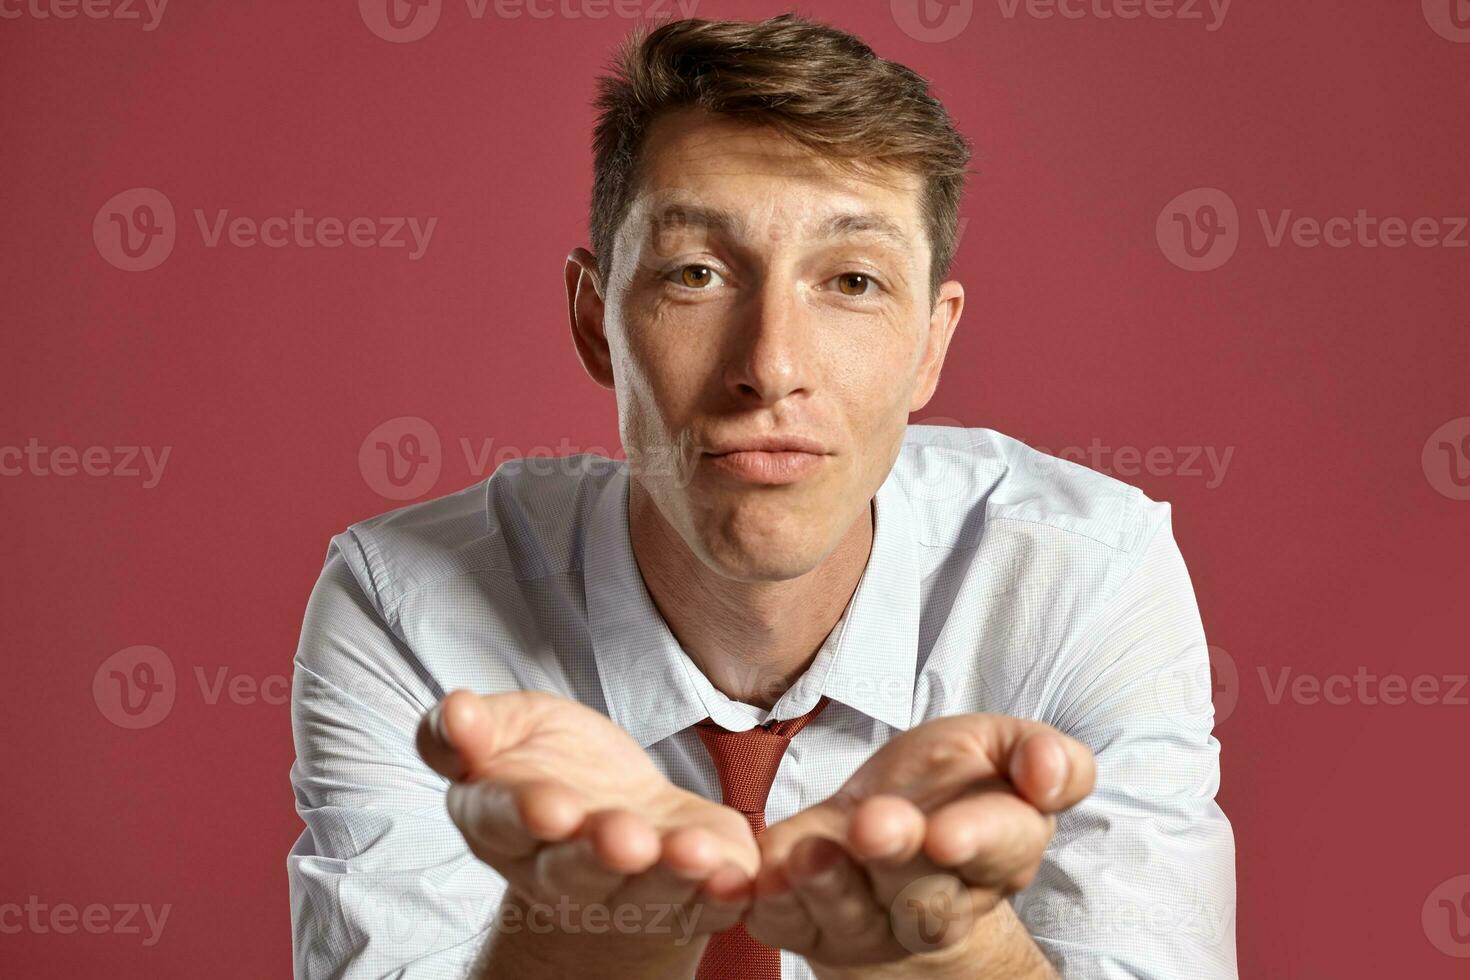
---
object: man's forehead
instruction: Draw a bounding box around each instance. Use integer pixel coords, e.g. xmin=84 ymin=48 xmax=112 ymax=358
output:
xmin=634 ymin=193 xmax=918 ymax=250
xmin=628 ymin=109 xmax=926 ymax=248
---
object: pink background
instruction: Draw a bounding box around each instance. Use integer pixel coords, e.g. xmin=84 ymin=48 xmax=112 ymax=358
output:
xmin=4 ymin=1 xmax=1469 ymax=976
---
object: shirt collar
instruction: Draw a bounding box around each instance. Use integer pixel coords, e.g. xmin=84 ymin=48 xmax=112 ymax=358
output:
xmin=585 ymin=460 xmax=919 ymax=748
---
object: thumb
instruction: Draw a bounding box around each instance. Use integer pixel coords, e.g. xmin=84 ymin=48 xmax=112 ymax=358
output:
xmin=1009 ymin=728 xmax=1096 ymax=812
xmin=416 ymin=689 xmax=520 ymax=781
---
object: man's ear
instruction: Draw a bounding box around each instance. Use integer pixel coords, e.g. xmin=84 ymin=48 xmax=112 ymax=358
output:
xmin=908 ymin=279 xmax=965 ymax=413
xmin=566 ymin=247 xmax=615 ymax=390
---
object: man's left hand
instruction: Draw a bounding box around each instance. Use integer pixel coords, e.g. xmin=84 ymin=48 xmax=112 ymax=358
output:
xmin=744 ymin=713 xmax=1095 ymax=973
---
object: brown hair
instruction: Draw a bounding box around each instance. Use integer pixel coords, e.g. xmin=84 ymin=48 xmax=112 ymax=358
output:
xmin=589 ymin=12 xmax=974 ymax=308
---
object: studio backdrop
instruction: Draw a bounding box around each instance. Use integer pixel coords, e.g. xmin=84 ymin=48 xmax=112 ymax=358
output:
xmin=3 ymin=1 xmax=1468 ymax=977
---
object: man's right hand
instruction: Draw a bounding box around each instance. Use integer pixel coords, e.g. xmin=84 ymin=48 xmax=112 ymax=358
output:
xmin=415 ymin=689 xmax=757 ymax=971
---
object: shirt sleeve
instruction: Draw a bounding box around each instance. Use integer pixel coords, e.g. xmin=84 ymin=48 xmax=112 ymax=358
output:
xmin=1016 ymin=504 xmax=1239 ymax=979
xmin=287 ymin=531 xmax=507 ymax=979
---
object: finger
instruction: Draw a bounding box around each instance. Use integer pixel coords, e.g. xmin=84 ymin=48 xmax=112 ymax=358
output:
xmin=614 ymin=826 xmax=725 ymax=908
xmin=532 ymin=809 xmax=658 ymax=905
xmin=417 ymin=690 xmax=479 ymax=780
xmin=887 ymin=868 xmax=974 ymax=955
xmin=758 ymin=799 xmax=850 ymax=869
xmin=446 ymin=777 xmax=584 ymax=864
xmin=787 ymin=837 xmax=897 ymax=962
xmin=613 ymin=828 xmax=750 ymax=937
xmin=689 ymin=863 xmax=754 ymax=935
xmin=847 ymin=795 xmax=942 ymax=911
xmin=418 ymin=689 xmax=521 ymax=781
xmin=848 ymin=795 xmax=927 ymax=866
xmin=924 ymin=788 xmax=1055 ymax=893
xmin=1009 ymin=728 xmax=1095 ymax=812
xmin=419 ymin=690 xmax=555 ymax=782
xmin=745 ymin=863 xmax=820 ymax=954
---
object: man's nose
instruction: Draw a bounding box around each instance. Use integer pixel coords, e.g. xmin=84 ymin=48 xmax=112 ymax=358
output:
xmin=723 ymin=276 xmax=814 ymax=404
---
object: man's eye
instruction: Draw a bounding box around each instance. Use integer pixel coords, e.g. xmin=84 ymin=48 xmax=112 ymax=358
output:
xmin=672 ymin=265 xmax=723 ymax=289
xmin=833 ymin=272 xmax=878 ymax=297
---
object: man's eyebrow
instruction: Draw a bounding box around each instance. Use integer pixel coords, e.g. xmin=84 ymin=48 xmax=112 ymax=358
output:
xmin=645 ymin=202 xmax=911 ymax=249
xmin=814 ymin=211 xmax=912 ymax=248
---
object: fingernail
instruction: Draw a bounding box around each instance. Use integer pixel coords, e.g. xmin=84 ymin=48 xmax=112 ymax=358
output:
xmin=807 ymin=865 xmax=841 ymax=893
xmin=430 ymin=704 xmax=449 ymax=743
xmin=445 ymin=782 xmax=470 ymax=823
xmin=1045 ymin=740 xmax=1069 ymax=805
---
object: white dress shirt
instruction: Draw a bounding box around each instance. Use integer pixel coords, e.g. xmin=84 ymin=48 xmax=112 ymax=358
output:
xmin=287 ymin=424 xmax=1238 ymax=979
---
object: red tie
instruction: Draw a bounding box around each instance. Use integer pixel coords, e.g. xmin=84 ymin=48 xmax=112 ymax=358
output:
xmin=694 ymin=696 xmax=830 ymax=980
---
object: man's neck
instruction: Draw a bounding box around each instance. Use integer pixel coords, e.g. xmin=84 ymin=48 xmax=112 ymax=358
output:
xmin=627 ymin=484 xmax=874 ymax=709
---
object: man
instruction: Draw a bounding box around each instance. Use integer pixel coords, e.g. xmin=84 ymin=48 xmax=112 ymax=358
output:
xmin=288 ymin=13 xmax=1236 ymax=979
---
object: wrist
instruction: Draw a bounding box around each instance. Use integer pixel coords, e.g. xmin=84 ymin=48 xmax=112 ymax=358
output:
xmin=474 ymin=889 xmax=707 ymax=980
xmin=809 ymin=900 xmax=1055 ymax=980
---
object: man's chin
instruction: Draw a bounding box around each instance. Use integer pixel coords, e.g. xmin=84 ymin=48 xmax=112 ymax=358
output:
xmin=700 ymin=543 xmax=824 ymax=584
xmin=692 ymin=499 xmax=831 ymax=582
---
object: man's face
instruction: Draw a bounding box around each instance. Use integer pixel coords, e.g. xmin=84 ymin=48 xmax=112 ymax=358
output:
xmin=573 ymin=107 xmax=963 ymax=583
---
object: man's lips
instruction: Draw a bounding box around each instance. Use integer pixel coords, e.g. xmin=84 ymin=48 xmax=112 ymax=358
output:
xmin=702 ymin=439 xmax=828 ymax=485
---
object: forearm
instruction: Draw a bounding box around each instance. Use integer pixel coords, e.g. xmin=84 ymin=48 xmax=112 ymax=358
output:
xmin=471 ymin=890 xmax=707 ymax=980
xmin=812 ymin=902 xmax=1056 ymax=980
